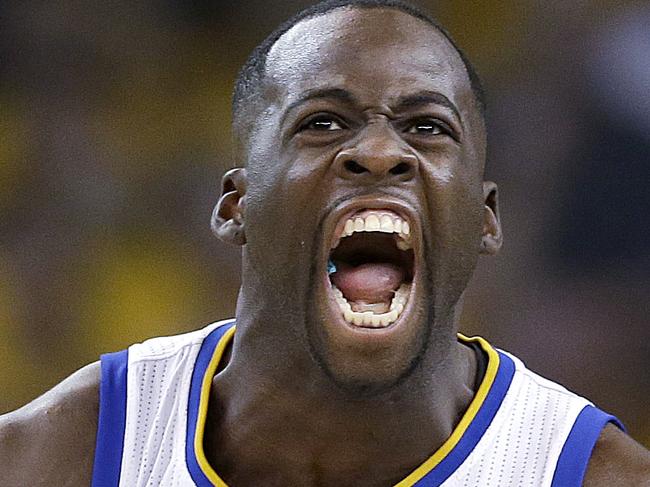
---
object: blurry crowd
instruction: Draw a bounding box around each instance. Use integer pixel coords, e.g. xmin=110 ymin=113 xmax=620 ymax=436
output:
xmin=1 ymin=1 xmax=648 ymax=446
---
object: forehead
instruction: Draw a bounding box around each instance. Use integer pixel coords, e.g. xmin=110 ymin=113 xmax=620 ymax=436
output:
xmin=265 ymin=7 xmax=473 ymax=111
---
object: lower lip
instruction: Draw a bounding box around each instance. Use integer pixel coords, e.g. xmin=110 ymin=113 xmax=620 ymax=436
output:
xmin=323 ymin=271 xmax=417 ymax=335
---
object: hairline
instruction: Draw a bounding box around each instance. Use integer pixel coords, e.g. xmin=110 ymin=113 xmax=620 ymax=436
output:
xmin=232 ymin=1 xmax=486 ymax=155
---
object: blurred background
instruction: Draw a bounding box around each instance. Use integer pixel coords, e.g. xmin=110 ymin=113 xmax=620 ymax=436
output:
xmin=1 ymin=0 xmax=648 ymax=446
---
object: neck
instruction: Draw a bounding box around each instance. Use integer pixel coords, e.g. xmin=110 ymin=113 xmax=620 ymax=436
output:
xmin=204 ymin=299 xmax=478 ymax=486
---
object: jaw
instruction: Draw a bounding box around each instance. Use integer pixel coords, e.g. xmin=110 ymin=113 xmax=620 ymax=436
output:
xmin=306 ymin=198 xmax=433 ymax=392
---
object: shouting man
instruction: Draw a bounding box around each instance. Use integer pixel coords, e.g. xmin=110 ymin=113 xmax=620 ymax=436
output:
xmin=1 ymin=1 xmax=649 ymax=486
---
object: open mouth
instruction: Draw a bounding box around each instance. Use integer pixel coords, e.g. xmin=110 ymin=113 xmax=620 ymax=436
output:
xmin=327 ymin=209 xmax=415 ymax=329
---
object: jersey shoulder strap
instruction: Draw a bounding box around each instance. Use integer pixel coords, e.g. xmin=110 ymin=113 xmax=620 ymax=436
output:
xmin=91 ymin=320 xmax=234 ymax=487
xmin=551 ymin=404 xmax=623 ymax=486
xmin=92 ymin=349 xmax=128 ymax=487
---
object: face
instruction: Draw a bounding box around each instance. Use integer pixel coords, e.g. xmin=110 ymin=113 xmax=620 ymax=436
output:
xmin=219 ymin=8 xmax=497 ymax=393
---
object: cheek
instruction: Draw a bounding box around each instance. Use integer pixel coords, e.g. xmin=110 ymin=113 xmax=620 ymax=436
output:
xmin=420 ymin=167 xmax=484 ymax=270
xmin=244 ymin=157 xmax=331 ymax=261
xmin=284 ymin=143 xmax=337 ymax=183
xmin=250 ymin=153 xmax=335 ymax=232
xmin=420 ymin=150 xmax=483 ymax=226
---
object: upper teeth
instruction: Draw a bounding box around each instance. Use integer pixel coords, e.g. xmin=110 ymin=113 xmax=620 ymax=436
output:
xmin=339 ymin=211 xmax=412 ymax=249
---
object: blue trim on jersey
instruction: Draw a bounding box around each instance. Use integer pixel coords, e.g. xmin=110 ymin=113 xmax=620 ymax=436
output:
xmin=92 ymin=349 xmax=129 ymax=487
xmin=413 ymin=350 xmax=516 ymax=486
xmin=186 ymin=321 xmax=236 ymax=487
xmin=551 ymin=405 xmax=624 ymax=487
xmin=184 ymin=329 xmax=516 ymax=487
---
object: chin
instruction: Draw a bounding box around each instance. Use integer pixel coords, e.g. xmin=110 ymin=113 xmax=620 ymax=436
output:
xmin=307 ymin=296 xmax=433 ymax=396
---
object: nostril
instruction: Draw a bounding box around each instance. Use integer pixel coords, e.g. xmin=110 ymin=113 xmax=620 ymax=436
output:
xmin=389 ymin=162 xmax=411 ymax=175
xmin=344 ymin=160 xmax=368 ymax=174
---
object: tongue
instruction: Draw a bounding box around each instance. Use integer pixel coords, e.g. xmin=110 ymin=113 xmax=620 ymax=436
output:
xmin=331 ymin=262 xmax=405 ymax=303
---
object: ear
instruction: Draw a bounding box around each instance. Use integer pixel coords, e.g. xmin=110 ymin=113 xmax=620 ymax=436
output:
xmin=480 ymin=181 xmax=503 ymax=255
xmin=211 ymin=168 xmax=247 ymax=246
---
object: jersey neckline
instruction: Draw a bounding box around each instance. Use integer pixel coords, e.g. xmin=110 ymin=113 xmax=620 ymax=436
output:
xmin=185 ymin=321 xmax=516 ymax=487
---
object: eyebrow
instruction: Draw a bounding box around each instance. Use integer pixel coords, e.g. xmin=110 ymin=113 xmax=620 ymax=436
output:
xmin=393 ymin=91 xmax=462 ymax=122
xmin=282 ymin=88 xmax=359 ymax=124
xmin=281 ymin=87 xmax=462 ymax=126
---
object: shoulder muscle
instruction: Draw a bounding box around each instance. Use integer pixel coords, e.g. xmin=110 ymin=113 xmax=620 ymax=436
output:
xmin=0 ymin=362 xmax=100 ymax=487
xmin=584 ymin=423 xmax=650 ymax=486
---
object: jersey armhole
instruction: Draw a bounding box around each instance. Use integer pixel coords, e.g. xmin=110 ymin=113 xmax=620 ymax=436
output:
xmin=91 ymin=350 xmax=129 ymax=487
xmin=550 ymin=404 xmax=625 ymax=487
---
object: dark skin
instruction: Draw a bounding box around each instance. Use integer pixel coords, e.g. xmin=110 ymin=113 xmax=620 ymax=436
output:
xmin=1 ymin=8 xmax=649 ymax=487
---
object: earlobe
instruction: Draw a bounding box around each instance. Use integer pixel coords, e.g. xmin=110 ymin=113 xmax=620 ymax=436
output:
xmin=211 ymin=167 xmax=247 ymax=246
xmin=480 ymin=181 xmax=503 ymax=255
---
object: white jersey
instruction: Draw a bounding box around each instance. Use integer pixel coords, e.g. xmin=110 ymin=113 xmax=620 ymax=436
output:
xmin=91 ymin=319 xmax=621 ymax=486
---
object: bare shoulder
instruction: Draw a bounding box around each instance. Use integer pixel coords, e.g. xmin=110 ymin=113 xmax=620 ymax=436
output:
xmin=584 ymin=423 xmax=650 ymax=486
xmin=0 ymin=362 xmax=100 ymax=487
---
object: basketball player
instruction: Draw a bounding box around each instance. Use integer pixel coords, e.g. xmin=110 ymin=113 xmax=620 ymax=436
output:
xmin=1 ymin=1 xmax=649 ymax=485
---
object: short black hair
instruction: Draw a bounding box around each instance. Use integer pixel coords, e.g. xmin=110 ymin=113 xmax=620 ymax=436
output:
xmin=232 ymin=0 xmax=485 ymax=143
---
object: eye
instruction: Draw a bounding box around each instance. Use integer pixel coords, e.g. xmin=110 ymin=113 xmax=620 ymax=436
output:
xmin=299 ymin=115 xmax=345 ymax=132
xmin=405 ymin=119 xmax=448 ymax=136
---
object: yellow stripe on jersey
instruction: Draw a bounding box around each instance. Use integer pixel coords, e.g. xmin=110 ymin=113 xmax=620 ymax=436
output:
xmin=394 ymin=334 xmax=499 ymax=486
xmin=192 ymin=329 xmax=498 ymax=487
xmin=194 ymin=325 xmax=236 ymax=487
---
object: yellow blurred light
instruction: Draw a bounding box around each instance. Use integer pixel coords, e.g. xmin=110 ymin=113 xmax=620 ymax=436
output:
xmin=78 ymin=235 xmax=210 ymax=356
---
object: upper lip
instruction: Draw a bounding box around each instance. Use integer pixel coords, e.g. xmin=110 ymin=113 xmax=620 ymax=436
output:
xmin=324 ymin=196 xmax=420 ymax=254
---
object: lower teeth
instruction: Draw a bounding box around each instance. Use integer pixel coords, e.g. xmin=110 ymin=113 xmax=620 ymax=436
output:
xmin=332 ymin=283 xmax=411 ymax=328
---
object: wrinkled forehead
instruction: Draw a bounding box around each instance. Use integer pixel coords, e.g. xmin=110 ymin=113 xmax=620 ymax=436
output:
xmin=264 ymin=7 xmax=474 ymax=112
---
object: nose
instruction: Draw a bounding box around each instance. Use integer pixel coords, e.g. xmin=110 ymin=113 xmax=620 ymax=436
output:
xmin=333 ymin=123 xmax=418 ymax=183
